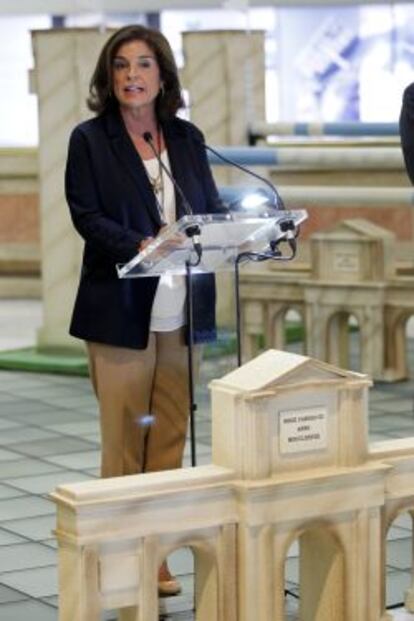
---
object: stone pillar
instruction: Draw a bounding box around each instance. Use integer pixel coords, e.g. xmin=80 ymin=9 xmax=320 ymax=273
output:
xmin=304 ymin=297 xmax=328 ymax=362
xmin=327 ymin=312 xmax=350 ymax=369
xmin=181 ymin=27 xmax=265 ymax=196
xmin=383 ymin=308 xmax=408 ymax=381
xmin=195 ymin=525 xmax=237 ymax=621
xmin=238 ymin=524 xmax=274 ymax=621
xmin=181 ymin=30 xmax=265 ymax=149
xmin=360 ymin=305 xmax=384 ymax=380
xmin=181 ymin=29 xmax=266 ymax=329
xmin=31 ymin=28 xmax=112 ymax=351
xmin=58 ymin=541 xmax=100 ymax=621
xmin=242 ymin=300 xmax=265 ymax=363
xmin=300 ymin=528 xmax=345 ymax=621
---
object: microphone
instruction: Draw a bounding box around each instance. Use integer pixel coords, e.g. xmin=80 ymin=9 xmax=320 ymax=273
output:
xmin=142 ymin=131 xmax=202 ymax=263
xmin=277 ymin=218 xmax=297 ymax=255
xmin=201 ymin=142 xmax=285 ymax=210
xmin=200 ymin=141 xmax=300 ymax=256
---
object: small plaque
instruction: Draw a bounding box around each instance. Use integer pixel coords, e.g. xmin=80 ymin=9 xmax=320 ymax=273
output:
xmin=334 ymin=251 xmax=359 ymax=272
xmin=279 ymin=406 xmax=327 ymax=455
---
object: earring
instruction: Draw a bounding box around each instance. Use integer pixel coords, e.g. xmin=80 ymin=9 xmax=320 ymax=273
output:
xmin=159 ymin=83 xmax=165 ymax=98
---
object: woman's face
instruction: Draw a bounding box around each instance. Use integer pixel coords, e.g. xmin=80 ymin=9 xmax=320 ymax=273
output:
xmin=112 ymin=39 xmax=162 ymax=114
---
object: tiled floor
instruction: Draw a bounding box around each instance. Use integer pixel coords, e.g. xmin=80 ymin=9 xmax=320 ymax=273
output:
xmin=0 ymin=300 xmax=414 ymax=620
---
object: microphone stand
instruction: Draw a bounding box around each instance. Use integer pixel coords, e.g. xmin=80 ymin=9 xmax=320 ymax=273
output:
xmin=143 ymin=131 xmax=202 ymax=467
xmin=202 ymin=142 xmax=286 ymax=210
xmin=185 ymin=259 xmax=197 ymax=467
xmin=235 ymin=219 xmax=299 ymax=367
xmin=198 ymin=140 xmax=301 ymax=366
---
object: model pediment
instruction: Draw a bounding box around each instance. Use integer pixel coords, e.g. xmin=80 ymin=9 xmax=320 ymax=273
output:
xmin=215 ymin=349 xmax=366 ymax=393
xmin=313 ymin=218 xmax=395 ymax=241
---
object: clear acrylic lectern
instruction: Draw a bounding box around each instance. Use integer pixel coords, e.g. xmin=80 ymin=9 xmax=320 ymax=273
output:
xmin=117 ymin=210 xmax=308 ymax=465
xmin=117 ymin=211 xmax=308 ymax=278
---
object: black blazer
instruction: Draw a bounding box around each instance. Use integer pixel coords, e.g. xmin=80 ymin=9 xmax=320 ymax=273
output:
xmin=400 ymin=82 xmax=414 ymax=184
xmin=65 ymin=109 xmax=224 ymax=349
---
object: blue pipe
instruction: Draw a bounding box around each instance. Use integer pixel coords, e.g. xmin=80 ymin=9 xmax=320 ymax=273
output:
xmin=292 ymin=122 xmax=398 ymax=136
xmin=208 ymin=147 xmax=279 ymax=166
xmin=250 ymin=121 xmax=399 ymax=138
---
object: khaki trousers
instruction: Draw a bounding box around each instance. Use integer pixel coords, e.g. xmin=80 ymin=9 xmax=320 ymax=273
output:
xmin=87 ymin=327 xmax=193 ymax=478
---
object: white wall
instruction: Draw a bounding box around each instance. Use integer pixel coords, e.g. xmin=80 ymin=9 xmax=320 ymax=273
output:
xmin=0 ymin=15 xmax=50 ymax=146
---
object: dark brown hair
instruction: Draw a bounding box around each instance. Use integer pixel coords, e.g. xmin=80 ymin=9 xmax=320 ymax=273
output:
xmin=87 ymin=24 xmax=185 ymax=120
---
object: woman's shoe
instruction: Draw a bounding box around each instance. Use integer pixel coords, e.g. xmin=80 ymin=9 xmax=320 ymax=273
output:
xmin=158 ymin=561 xmax=182 ymax=597
xmin=158 ymin=577 xmax=182 ymax=597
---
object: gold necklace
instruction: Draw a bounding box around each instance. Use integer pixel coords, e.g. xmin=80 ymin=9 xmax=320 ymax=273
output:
xmin=146 ymin=129 xmax=163 ymax=197
xmin=147 ymin=170 xmax=163 ymax=195
xmin=146 ymin=128 xmax=165 ymax=222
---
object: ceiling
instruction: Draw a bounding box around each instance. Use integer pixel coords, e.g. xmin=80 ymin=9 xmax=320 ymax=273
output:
xmin=0 ymin=0 xmax=408 ymax=15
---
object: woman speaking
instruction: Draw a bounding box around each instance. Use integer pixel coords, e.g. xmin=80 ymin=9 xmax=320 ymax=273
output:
xmin=65 ymin=24 xmax=224 ymax=605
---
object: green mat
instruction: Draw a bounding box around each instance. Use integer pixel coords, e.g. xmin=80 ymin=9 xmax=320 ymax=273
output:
xmin=0 ymin=347 xmax=89 ymax=376
xmin=0 ymin=324 xmax=306 ymax=376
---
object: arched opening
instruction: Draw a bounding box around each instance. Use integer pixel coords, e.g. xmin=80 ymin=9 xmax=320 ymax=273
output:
xmin=371 ymin=312 xmax=414 ymax=439
xmin=385 ymin=511 xmax=413 ymax=615
xmin=158 ymin=543 xmax=219 ymax=621
xmin=283 ymin=308 xmax=306 ymax=355
xmin=284 ymin=527 xmax=345 ymax=621
xmin=327 ymin=311 xmax=361 ymax=372
xmin=383 ymin=309 xmax=414 ymax=382
xmin=158 ymin=547 xmax=195 ymax=619
xmin=284 ymin=538 xmax=300 ymax=620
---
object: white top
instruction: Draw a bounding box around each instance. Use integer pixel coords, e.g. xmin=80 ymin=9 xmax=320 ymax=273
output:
xmin=143 ymin=151 xmax=186 ymax=332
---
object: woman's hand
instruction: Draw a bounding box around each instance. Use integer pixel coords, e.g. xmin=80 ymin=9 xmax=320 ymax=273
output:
xmin=138 ymin=237 xmax=155 ymax=252
xmin=157 ymin=230 xmax=186 ymax=255
xmin=138 ymin=227 xmax=185 ymax=255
